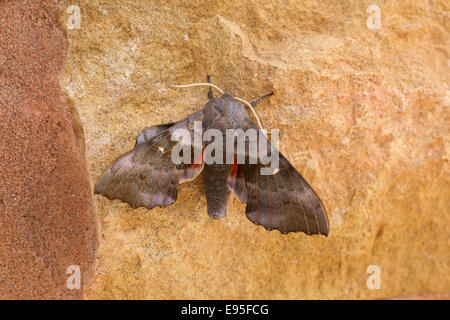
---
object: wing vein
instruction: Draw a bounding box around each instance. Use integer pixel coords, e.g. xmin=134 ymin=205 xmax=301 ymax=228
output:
xmin=162 ymin=163 xmax=177 ymax=206
xmin=272 ymin=172 xmax=287 ymax=233
xmin=132 ymin=165 xmax=153 ymax=208
xmin=255 ymin=168 xmax=259 ymax=225
xmin=148 ymin=164 xmax=164 ymax=207
xmin=265 ymin=174 xmax=271 ymax=230
xmin=299 ymin=177 xmax=321 ymax=235
xmin=287 ymin=169 xmax=310 ymax=235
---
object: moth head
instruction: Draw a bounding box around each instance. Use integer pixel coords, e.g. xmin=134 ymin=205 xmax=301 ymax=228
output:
xmin=203 ymin=93 xmax=248 ymax=131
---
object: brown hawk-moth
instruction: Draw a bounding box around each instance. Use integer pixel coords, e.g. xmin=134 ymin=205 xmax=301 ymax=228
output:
xmin=94 ymin=80 xmax=329 ymax=236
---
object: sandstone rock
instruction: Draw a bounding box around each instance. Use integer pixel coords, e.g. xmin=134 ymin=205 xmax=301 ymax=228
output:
xmin=0 ymin=0 xmax=98 ymax=299
xmin=59 ymin=0 xmax=449 ymax=299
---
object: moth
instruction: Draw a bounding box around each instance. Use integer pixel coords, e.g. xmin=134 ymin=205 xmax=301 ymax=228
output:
xmin=94 ymin=78 xmax=329 ymax=236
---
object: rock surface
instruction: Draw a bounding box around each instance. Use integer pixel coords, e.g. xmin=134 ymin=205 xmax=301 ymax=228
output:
xmin=59 ymin=0 xmax=449 ymax=299
xmin=0 ymin=0 xmax=98 ymax=299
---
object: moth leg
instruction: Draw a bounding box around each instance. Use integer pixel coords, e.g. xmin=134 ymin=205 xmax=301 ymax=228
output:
xmin=207 ymin=74 xmax=213 ymax=100
xmin=250 ymin=91 xmax=274 ymax=107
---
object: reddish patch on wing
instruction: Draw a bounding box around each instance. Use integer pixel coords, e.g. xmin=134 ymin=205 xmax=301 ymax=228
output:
xmin=227 ymin=155 xmax=248 ymax=203
xmin=229 ymin=158 xmax=239 ymax=177
xmin=180 ymin=147 xmax=205 ymax=183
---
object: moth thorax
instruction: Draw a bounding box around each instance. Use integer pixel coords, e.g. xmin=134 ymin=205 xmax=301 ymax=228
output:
xmin=203 ymin=96 xmax=247 ymax=132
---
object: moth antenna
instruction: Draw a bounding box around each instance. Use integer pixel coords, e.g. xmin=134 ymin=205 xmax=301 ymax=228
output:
xmin=172 ymin=82 xmax=268 ymax=137
xmin=172 ymin=82 xmax=225 ymax=94
xmin=233 ymin=96 xmax=267 ymax=137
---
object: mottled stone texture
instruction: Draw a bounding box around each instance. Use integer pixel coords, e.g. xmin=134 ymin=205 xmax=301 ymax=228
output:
xmin=59 ymin=0 xmax=448 ymax=299
xmin=0 ymin=0 xmax=98 ymax=299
